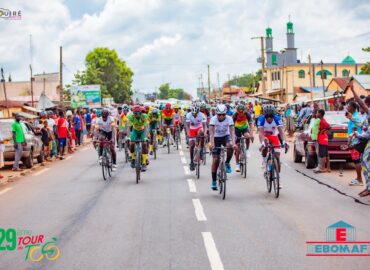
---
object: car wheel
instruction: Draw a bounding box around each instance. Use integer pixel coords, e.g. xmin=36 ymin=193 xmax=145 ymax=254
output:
xmin=37 ymin=151 xmax=44 ymax=164
xmin=305 ymin=151 xmax=317 ymax=169
xmin=293 ymin=146 xmax=303 ymax=163
xmin=23 ymin=149 xmax=34 ymax=168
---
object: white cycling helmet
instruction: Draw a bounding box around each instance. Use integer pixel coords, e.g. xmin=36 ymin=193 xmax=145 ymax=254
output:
xmin=215 ymin=104 xmax=227 ymax=114
xmin=263 ymin=104 xmax=276 ymax=115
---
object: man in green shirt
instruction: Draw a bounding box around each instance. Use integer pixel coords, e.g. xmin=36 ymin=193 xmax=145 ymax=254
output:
xmin=12 ymin=114 xmax=26 ymax=171
xmin=311 ymin=111 xmax=321 ymax=170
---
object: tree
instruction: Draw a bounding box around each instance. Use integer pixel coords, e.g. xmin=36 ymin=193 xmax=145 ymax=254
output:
xmin=226 ymin=70 xmax=262 ymax=92
xmin=73 ymin=48 xmax=133 ymax=103
xmin=361 ymin=47 xmax=370 ymax=74
xmin=157 ymin=83 xmax=192 ymax=100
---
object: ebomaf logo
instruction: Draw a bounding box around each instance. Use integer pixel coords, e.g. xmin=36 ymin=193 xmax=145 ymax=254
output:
xmin=306 ymin=221 xmax=370 ymax=256
xmin=0 ymin=8 xmax=22 ymax=20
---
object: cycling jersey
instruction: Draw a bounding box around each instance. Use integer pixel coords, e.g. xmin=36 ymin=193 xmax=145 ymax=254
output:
xmin=162 ymin=109 xmax=175 ymax=120
xmin=209 ymin=115 xmax=234 ymax=137
xmin=148 ymin=112 xmax=160 ymax=123
xmin=119 ymin=113 xmax=128 ymax=130
xmin=233 ymin=112 xmax=252 ymax=130
xmin=96 ymin=116 xmax=115 ymax=133
xmin=128 ymin=113 xmax=148 ymax=131
xmin=186 ymin=112 xmax=206 ymax=129
xmin=257 ymin=115 xmax=283 ymax=136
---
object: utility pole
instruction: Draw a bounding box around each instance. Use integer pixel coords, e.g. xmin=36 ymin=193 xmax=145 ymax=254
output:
xmin=308 ymin=54 xmax=313 ymax=103
xmin=30 ymin=65 xmax=34 ymax=107
xmin=200 ymin=73 xmax=204 ymax=101
xmin=217 ymin=72 xmax=220 ymax=97
xmin=251 ymin=36 xmax=266 ymax=98
xmin=43 ymin=71 xmax=46 ymax=95
xmin=0 ymin=68 xmax=10 ymax=116
xmin=59 ymin=46 xmax=63 ymax=105
xmin=207 ymin=64 xmax=211 ymax=101
xmin=320 ymin=60 xmax=327 ymax=110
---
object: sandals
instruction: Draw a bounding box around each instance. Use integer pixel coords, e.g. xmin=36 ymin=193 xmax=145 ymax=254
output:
xmin=359 ymin=189 xmax=370 ymax=197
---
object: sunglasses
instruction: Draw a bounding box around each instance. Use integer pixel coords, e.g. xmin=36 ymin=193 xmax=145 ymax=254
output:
xmin=134 ymin=112 xmax=141 ymax=116
xmin=217 ymin=114 xmax=226 ymax=117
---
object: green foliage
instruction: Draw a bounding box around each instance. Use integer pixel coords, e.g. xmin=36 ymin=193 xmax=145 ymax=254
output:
xmin=361 ymin=46 xmax=370 ymax=74
xmin=158 ymin=83 xmax=192 ymax=100
xmin=73 ymin=48 xmax=133 ymax=103
xmin=227 ymin=70 xmax=261 ymax=92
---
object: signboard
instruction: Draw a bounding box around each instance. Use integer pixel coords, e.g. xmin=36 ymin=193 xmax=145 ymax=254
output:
xmin=70 ymin=85 xmax=101 ymax=108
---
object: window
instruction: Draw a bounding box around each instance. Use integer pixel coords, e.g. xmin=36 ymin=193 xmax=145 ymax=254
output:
xmin=298 ymin=69 xmax=305 ymax=79
xmin=277 ymin=71 xmax=280 ymax=80
xmin=272 ymin=72 xmax=275 ymax=81
xmin=272 ymin=54 xmax=277 ymax=66
xmin=342 ymin=69 xmax=349 ymax=77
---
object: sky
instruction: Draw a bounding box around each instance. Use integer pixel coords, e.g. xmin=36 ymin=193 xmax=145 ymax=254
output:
xmin=1 ymin=0 xmax=369 ymax=97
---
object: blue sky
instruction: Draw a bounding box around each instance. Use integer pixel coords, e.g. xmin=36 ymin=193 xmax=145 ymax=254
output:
xmin=0 ymin=0 xmax=369 ymax=97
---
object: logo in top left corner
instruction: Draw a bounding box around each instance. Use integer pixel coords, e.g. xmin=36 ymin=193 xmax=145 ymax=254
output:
xmin=0 ymin=8 xmax=22 ymax=20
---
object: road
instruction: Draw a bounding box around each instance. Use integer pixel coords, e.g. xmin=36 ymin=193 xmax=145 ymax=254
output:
xmin=0 ymin=136 xmax=369 ymax=270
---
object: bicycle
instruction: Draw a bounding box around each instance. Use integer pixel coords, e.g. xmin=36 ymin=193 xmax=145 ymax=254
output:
xmin=152 ymin=129 xmax=159 ymax=160
xmin=238 ymin=136 xmax=248 ymax=179
xmin=132 ymin=140 xmax=146 ymax=184
xmin=124 ymin=138 xmax=130 ymax=163
xmin=99 ymin=140 xmax=113 ymax=181
xmin=118 ymin=131 xmax=124 ymax=152
xmin=194 ymin=135 xmax=206 ymax=179
xmin=174 ymin=124 xmax=181 ymax=150
xmin=213 ymin=146 xmax=231 ymax=200
xmin=263 ymin=143 xmax=288 ymax=198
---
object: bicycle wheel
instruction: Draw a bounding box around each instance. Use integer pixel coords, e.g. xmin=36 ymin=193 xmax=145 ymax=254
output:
xmin=221 ymin=166 xmax=227 ymax=200
xmin=107 ymin=150 xmax=112 ymax=177
xmin=265 ymin=160 xmax=272 ymax=193
xmin=167 ymin=134 xmax=170 ymax=154
xmin=218 ymin=172 xmax=223 ymax=195
xmin=194 ymin=149 xmax=200 ymax=179
xmin=102 ymin=155 xmax=107 ymax=181
xmin=242 ymin=149 xmax=247 ymax=179
xmin=202 ymin=147 xmax=206 ymax=166
xmin=272 ymin=156 xmax=280 ymax=198
xmin=136 ymin=152 xmax=141 ymax=184
xmin=118 ymin=137 xmax=122 ymax=152
xmin=175 ymin=131 xmax=179 ymax=150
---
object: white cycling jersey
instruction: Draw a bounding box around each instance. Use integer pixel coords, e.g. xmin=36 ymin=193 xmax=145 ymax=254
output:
xmin=186 ymin=112 xmax=206 ymax=129
xmin=257 ymin=115 xmax=284 ymax=136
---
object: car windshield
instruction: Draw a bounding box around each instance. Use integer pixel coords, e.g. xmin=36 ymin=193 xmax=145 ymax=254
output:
xmin=325 ymin=113 xmax=348 ymax=126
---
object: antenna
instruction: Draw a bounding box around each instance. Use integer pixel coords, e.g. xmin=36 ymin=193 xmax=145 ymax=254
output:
xmin=288 ymin=14 xmax=291 ymax=22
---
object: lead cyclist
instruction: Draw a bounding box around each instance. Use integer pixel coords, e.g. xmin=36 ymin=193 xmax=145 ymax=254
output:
xmin=257 ymin=104 xmax=289 ymax=188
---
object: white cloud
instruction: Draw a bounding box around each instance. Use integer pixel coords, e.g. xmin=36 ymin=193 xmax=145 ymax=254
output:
xmin=0 ymin=0 xmax=369 ymax=97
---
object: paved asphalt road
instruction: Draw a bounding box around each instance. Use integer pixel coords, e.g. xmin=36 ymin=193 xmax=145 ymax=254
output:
xmin=0 ymin=136 xmax=369 ymax=270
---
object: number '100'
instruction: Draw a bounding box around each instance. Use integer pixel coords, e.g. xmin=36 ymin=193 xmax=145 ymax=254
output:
xmin=0 ymin=228 xmax=17 ymax=251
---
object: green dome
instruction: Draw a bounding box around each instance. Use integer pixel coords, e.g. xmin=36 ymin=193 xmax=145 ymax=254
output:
xmin=342 ymin=55 xmax=356 ymax=64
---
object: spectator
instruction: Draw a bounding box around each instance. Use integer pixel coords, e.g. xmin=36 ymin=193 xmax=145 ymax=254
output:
xmin=67 ymin=114 xmax=76 ymax=153
xmin=85 ymin=109 xmax=92 ymax=138
xmin=346 ymin=101 xmax=364 ymax=186
xmin=0 ymin=129 xmax=4 ymax=178
xmin=253 ymin=101 xmax=262 ymax=127
xmin=12 ymin=114 xmax=26 ymax=171
xmin=73 ymin=110 xmax=81 ymax=146
xmin=47 ymin=111 xmax=57 ymax=159
xmin=311 ymin=108 xmax=321 ymax=171
xmin=41 ymin=121 xmax=51 ymax=161
xmin=297 ymin=102 xmax=312 ymax=128
xmin=79 ymin=110 xmax=86 ymax=145
xmin=285 ymin=104 xmax=295 ymax=137
xmin=57 ymin=111 xmax=69 ymax=160
xmin=314 ymin=109 xmax=331 ymax=173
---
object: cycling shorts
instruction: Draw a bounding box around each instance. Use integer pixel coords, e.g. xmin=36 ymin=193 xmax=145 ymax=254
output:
xmin=130 ymin=129 xmax=146 ymax=141
xmin=235 ymin=128 xmax=250 ymax=143
xmin=189 ymin=126 xmax=203 ymax=140
xmin=265 ymin=135 xmax=281 ymax=152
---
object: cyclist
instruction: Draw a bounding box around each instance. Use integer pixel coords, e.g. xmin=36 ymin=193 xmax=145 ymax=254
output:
xmin=173 ymin=104 xmax=183 ymax=140
xmin=162 ymin=103 xmax=175 ymax=146
xmin=95 ymin=108 xmax=117 ymax=171
xmin=148 ymin=108 xmax=161 ymax=155
xmin=233 ymin=104 xmax=253 ymax=172
xmin=209 ymin=104 xmax=235 ymax=190
xmin=257 ymin=104 xmax=288 ymax=185
xmin=186 ymin=106 xmax=207 ymax=171
xmin=116 ymin=106 xmax=123 ymax=147
xmin=128 ymin=105 xmax=149 ymax=172
xmin=117 ymin=105 xmax=129 ymax=149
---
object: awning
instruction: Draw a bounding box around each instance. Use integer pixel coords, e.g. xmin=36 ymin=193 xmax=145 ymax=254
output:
xmin=249 ymin=93 xmax=262 ymax=97
xmin=14 ymin=112 xmax=39 ymax=119
xmin=22 ymin=106 xmax=41 ymax=113
xmin=312 ymin=95 xmax=335 ymax=102
xmin=266 ymin=89 xmax=283 ymax=95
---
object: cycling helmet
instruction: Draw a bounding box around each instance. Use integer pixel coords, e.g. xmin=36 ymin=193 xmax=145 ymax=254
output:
xmin=200 ymin=103 xmax=206 ymax=109
xmin=133 ymin=105 xmax=142 ymax=113
xmin=122 ymin=104 xmax=129 ymax=111
xmin=144 ymin=105 xmax=150 ymax=111
xmin=165 ymin=103 xmax=171 ymax=109
xmin=159 ymin=104 xmax=164 ymax=110
xmin=191 ymin=106 xmax=200 ymax=114
xmin=236 ymin=104 xmax=246 ymax=112
xmin=152 ymin=108 xmax=159 ymax=114
xmin=173 ymin=104 xmax=180 ymax=109
xmin=216 ymin=104 xmax=227 ymax=114
xmin=117 ymin=106 xmax=122 ymax=110
xmin=102 ymin=108 xmax=109 ymax=117
xmin=263 ymin=104 xmax=276 ymax=115
xmin=40 ymin=111 xmax=47 ymax=117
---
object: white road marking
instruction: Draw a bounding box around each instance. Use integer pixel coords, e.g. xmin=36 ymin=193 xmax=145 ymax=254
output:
xmin=192 ymin=199 xmax=207 ymax=221
xmin=64 ymin=156 xmax=73 ymax=160
xmin=183 ymin=166 xmax=190 ymax=175
xmin=282 ymin=161 xmax=294 ymax=170
xmin=81 ymin=148 xmax=89 ymax=151
xmin=187 ymin=179 xmax=197 ymax=192
xmin=0 ymin=187 xmax=13 ymax=195
xmin=181 ymin=157 xmax=187 ymax=164
xmin=202 ymin=232 xmax=224 ymax=270
xmin=178 ymin=145 xmax=182 ymax=150
xmin=179 ymin=150 xmax=184 ymax=156
xmin=33 ymin=168 xmax=50 ymax=176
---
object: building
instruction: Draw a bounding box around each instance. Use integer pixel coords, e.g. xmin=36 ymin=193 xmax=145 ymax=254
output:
xmin=254 ymin=20 xmax=365 ymax=103
xmin=0 ymin=72 xmax=61 ymax=104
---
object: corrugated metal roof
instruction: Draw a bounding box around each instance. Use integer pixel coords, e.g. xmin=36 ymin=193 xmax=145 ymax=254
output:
xmin=353 ymin=75 xmax=370 ymax=90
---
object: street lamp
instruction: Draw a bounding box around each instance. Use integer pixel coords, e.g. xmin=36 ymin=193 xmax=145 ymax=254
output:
xmin=320 ymin=60 xmax=327 ymax=110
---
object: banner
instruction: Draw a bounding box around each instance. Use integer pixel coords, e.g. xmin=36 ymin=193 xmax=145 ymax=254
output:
xmin=70 ymin=85 xmax=101 ymax=108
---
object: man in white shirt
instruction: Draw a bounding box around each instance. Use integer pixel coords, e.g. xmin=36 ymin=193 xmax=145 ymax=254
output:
xmin=209 ymin=104 xmax=235 ymax=190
